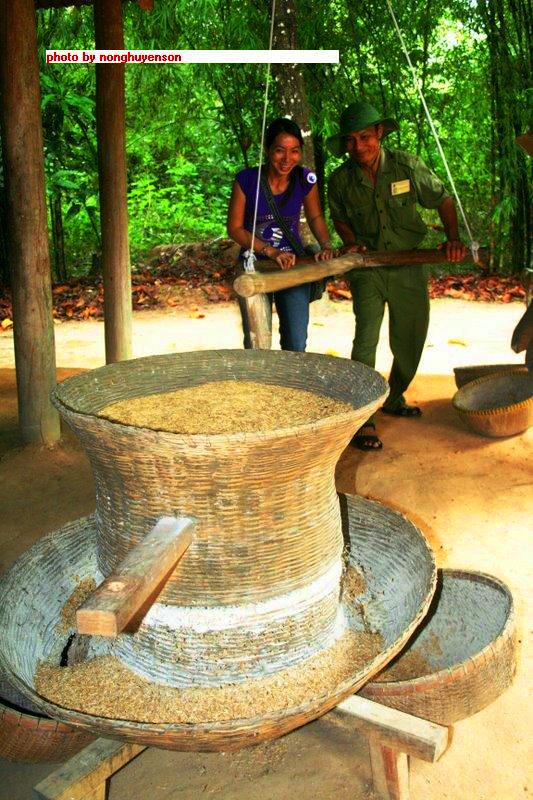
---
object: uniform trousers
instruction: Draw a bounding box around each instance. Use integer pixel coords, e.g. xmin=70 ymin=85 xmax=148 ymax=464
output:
xmin=349 ymin=263 xmax=430 ymax=413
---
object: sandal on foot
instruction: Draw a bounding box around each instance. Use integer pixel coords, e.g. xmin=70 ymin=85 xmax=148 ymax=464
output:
xmin=381 ymin=404 xmax=422 ymax=418
xmin=350 ymin=423 xmax=383 ymax=451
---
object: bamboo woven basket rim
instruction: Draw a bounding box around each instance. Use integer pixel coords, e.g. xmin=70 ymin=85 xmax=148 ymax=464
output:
xmin=0 ymin=497 xmax=436 ymax=746
xmin=0 ymin=697 xmax=78 ymax=733
xmin=452 ymin=370 xmax=533 ymax=419
xmin=453 ymin=364 xmax=526 ymax=389
xmin=366 ymin=569 xmax=515 ymax=691
xmin=0 ymin=695 xmax=95 ymax=763
xmin=52 ymin=350 xmax=387 ymax=444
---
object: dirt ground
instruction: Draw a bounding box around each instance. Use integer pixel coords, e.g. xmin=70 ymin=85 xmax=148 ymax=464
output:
xmin=0 ymin=295 xmax=531 ymax=800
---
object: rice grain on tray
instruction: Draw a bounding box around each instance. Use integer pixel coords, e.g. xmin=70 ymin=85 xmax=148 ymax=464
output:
xmin=35 ymin=630 xmax=382 ymax=724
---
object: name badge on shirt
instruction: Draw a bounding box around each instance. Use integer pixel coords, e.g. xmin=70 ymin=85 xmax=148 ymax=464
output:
xmin=391 ymin=179 xmax=411 ymax=196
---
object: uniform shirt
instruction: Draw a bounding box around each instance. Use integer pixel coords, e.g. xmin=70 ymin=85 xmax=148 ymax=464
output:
xmin=328 ymin=147 xmax=449 ymax=252
xmin=236 ymin=165 xmax=317 ymax=258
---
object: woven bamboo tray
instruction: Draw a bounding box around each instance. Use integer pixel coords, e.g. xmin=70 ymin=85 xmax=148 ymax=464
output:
xmin=0 ymin=496 xmax=436 ymax=752
xmin=0 ymin=697 xmax=94 ymax=763
xmin=359 ymin=570 xmax=517 ymax=726
xmin=453 ymin=364 xmax=525 ymax=389
xmin=453 ymin=369 xmax=533 ymax=437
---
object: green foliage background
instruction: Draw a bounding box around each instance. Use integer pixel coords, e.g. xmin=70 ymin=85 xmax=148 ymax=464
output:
xmin=27 ymin=0 xmax=532 ymax=277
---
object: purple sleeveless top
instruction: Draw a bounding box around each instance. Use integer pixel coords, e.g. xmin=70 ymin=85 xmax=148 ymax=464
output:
xmin=235 ymin=166 xmax=317 ymax=258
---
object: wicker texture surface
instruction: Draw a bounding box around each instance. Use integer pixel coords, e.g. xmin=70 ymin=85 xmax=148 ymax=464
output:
xmin=0 ymin=698 xmax=94 ymax=763
xmin=453 ymin=364 xmax=526 ymax=389
xmin=0 ymin=496 xmax=436 ymax=751
xmin=52 ymin=350 xmax=387 ymax=607
xmin=359 ymin=570 xmax=517 ymax=725
xmin=51 ymin=350 xmax=388 ymax=683
xmin=453 ymin=369 xmax=533 ymax=437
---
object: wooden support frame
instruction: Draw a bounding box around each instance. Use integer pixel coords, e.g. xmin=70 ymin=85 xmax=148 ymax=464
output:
xmin=33 ymin=697 xmax=450 ymax=800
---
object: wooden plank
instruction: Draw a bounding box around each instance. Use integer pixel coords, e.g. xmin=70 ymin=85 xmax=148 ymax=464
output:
xmin=233 ymin=247 xmax=488 ymax=298
xmin=33 ymin=739 xmax=146 ymax=800
xmin=77 ymin=516 xmax=196 ymax=636
xmin=94 ymin=0 xmax=133 ymax=364
xmin=334 ymin=695 xmax=448 ymax=763
xmin=368 ymin=739 xmax=410 ymax=800
xmin=0 ymin=0 xmax=61 ymax=445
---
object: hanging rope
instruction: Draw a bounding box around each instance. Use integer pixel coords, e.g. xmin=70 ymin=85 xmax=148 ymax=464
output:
xmin=244 ymin=0 xmax=277 ymax=273
xmin=384 ymin=0 xmax=479 ymax=263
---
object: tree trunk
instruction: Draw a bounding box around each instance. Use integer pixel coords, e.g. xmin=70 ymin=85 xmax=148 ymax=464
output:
xmin=271 ymin=0 xmax=315 ymax=170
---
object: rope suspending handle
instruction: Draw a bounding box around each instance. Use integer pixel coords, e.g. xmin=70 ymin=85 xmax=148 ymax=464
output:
xmin=385 ymin=0 xmax=480 ymax=264
xmin=245 ymin=0 xmax=277 ymax=274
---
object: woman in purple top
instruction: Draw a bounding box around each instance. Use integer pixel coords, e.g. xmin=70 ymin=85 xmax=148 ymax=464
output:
xmin=227 ymin=118 xmax=333 ymax=351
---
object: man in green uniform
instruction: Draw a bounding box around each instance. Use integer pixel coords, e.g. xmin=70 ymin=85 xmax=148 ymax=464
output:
xmin=327 ymin=101 xmax=466 ymax=450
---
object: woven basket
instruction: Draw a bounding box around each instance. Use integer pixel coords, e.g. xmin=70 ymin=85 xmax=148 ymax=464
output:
xmin=453 ymin=369 xmax=533 ymax=437
xmin=51 ymin=350 xmax=389 ymax=686
xmin=0 ymin=698 xmax=94 ymax=763
xmin=0 ymin=496 xmax=436 ymax=752
xmin=359 ymin=570 xmax=517 ymax=726
xmin=453 ymin=364 xmax=525 ymax=389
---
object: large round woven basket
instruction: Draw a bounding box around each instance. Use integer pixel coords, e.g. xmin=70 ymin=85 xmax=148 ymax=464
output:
xmin=453 ymin=364 xmax=525 ymax=389
xmin=0 ymin=698 xmax=94 ymax=763
xmin=359 ymin=570 xmax=517 ymax=726
xmin=453 ymin=369 xmax=533 ymax=437
xmin=0 ymin=496 xmax=436 ymax=752
xmin=51 ymin=349 xmax=390 ymax=687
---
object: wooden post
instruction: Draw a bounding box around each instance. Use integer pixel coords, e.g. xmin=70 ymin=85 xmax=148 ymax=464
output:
xmin=0 ymin=0 xmax=60 ymax=445
xmin=242 ymin=294 xmax=272 ymax=349
xmin=94 ymin=0 xmax=132 ymax=364
xmin=368 ymin=739 xmax=410 ymax=800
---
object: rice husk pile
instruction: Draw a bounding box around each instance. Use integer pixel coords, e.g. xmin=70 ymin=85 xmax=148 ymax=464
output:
xmin=97 ymin=380 xmax=353 ymax=434
xmin=55 ymin=578 xmax=96 ymax=635
xmin=35 ymin=629 xmax=383 ymax=724
xmin=376 ymin=633 xmax=443 ymax=682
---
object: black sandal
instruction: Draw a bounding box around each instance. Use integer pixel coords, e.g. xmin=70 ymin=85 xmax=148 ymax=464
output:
xmin=381 ymin=404 xmax=422 ymax=418
xmin=350 ymin=423 xmax=383 ymax=451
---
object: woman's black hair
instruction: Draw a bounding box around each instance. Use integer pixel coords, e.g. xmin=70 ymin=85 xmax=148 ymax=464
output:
xmin=265 ymin=117 xmax=304 ymax=149
xmin=264 ymin=117 xmax=305 ymax=208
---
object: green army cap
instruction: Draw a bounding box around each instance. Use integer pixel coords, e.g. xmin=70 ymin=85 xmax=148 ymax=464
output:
xmin=326 ymin=101 xmax=399 ymax=157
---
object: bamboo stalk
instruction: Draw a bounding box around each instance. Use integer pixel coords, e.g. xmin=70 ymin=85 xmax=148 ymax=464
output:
xmin=233 ymin=248 xmax=488 ymax=298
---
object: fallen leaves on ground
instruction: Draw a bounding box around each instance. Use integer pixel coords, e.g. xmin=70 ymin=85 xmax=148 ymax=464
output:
xmin=0 ymin=241 xmax=527 ymax=331
xmin=328 ymin=272 xmax=527 ymax=303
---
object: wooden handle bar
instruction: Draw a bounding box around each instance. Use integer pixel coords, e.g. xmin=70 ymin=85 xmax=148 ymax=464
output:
xmin=233 ymin=247 xmax=488 ymax=298
xmin=76 ymin=516 xmax=196 ymax=637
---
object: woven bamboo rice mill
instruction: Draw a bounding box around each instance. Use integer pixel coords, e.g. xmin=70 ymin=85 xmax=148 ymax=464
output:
xmin=0 ymin=350 xmax=517 ymax=789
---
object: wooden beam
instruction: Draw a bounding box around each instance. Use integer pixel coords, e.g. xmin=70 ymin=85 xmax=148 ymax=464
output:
xmin=0 ymin=0 xmax=61 ymax=445
xmin=335 ymin=695 xmax=449 ymax=763
xmin=233 ymin=248 xmax=488 ymax=298
xmin=76 ymin=516 xmax=196 ymax=636
xmin=33 ymin=739 xmax=146 ymax=800
xmin=94 ymin=0 xmax=132 ymax=364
